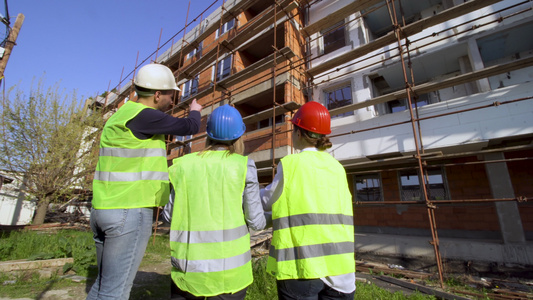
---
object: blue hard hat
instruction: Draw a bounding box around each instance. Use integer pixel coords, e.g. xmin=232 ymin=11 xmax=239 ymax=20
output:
xmin=206 ymin=104 xmax=246 ymax=142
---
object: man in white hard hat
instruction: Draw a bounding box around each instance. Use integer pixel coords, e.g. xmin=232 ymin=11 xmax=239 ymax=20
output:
xmin=87 ymin=63 xmax=202 ymax=300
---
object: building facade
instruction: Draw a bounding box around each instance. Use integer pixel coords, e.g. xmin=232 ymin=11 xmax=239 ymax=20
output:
xmin=100 ymin=0 xmax=533 ymax=273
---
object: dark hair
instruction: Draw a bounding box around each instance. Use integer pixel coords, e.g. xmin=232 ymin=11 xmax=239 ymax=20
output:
xmin=199 ymin=136 xmax=244 ymax=157
xmin=295 ymin=126 xmax=332 ymax=150
xmin=158 ymin=89 xmax=175 ymax=96
xmin=134 ymin=85 xmax=174 ymax=96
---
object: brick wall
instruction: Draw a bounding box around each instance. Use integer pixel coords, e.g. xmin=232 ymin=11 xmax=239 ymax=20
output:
xmin=354 ymin=152 xmax=532 ymax=234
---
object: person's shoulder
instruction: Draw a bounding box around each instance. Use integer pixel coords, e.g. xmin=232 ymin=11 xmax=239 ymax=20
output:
xmin=280 ymin=152 xmax=300 ymax=163
xmin=137 ymin=107 xmax=165 ymax=118
xmin=170 ymin=152 xmax=201 ymax=165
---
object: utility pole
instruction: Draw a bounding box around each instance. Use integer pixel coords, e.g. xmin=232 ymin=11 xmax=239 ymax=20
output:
xmin=0 ymin=13 xmax=24 ymax=85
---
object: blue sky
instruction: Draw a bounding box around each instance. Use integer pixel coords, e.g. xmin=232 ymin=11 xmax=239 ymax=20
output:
xmin=3 ymin=1 xmax=218 ymax=100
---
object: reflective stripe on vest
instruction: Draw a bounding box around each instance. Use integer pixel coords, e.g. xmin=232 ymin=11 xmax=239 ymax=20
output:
xmin=171 ymin=250 xmax=251 ymax=273
xmin=94 ymin=171 xmax=169 ymax=182
xmin=92 ymin=101 xmax=169 ymax=209
xmin=270 ymin=241 xmax=354 ymax=262
xmin=268 ymin=151 xmax=355 ymax=280
xmin=169 ymin=151 xmax=252 ymax=297
xmin=170 ymin=224 xmax=248 ymax=244
xmin=99 ymin=147 xmax=166 ymax=158
xmin=273 ymin=213 xmax=353 ymax=230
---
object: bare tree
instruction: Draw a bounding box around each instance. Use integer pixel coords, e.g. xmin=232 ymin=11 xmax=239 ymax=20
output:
xmin=0 ymin=79 xmax=104 ymax=225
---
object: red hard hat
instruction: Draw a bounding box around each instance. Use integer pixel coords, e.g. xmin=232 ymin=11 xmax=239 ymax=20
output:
xmin=290 ymin=101 xmax=331 ymax=135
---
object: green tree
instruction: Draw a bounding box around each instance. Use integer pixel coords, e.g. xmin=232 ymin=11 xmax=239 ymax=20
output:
xmin=0 ymin=79 xmax=104 ymax=225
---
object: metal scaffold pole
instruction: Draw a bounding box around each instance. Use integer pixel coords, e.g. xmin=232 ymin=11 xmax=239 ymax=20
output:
xmin=0 ymin=13 xmax=24 ymax=87
xmin=271 ymin=1 xmax=279 ymax=180
xmin=386 ymin=0 xmax=444 ymax=287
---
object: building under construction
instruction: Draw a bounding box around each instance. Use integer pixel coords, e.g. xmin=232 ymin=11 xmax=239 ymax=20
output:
xmin=98 ymin=0 xmax=533 ymax=282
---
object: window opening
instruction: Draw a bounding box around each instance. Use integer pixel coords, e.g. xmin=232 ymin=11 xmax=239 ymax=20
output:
xmin=181 ymin=75 xmax=199 ymax=101
xmin=399 ymin=168 xmax=448 ymax=201
xmin=323 ymin=21 xmax=346 ymax=54
xmin=353 ymin=173 xmax=383 ymax=202
xmin=216 ymin=18 xmax=235 ymax=38
xmin=186 ymin=41 xmax=203 ymax=60
xmin=173 ymin=135 xmax=193 ymax=151
xmin=258 ymin=114 xmax=284 ymax=129
xmin=214 ymin=55 xmax=232 ymax=82
xmin=325 ymin=84 xmax=354 ymax=118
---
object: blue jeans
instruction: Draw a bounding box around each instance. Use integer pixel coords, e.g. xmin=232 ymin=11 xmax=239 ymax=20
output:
xmin=86 ymin=208 xmax=154 ymax=300
xmin=277 ymin=279 xmax=355 ymax=300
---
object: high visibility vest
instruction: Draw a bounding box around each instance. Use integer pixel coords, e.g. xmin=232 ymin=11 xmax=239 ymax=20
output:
xmin=267 ymin=151 xmax=355 ymax=280
xmin=169 ymin=151 xmax=252 ymax=297
xmin=92 ymin=101 xmax=169 ymax=209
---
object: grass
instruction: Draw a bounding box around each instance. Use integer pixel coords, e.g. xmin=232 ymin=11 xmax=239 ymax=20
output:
xmin=247 ymin=257 xmax=278 ymax=299
xmin=246 ymin=257 xmax=437 ymax=300
xmin=0 ymin=228 xmax=96 ymax=276
xmin=356 ymin=282 xmax=437 ymax=299
xmin=0 ymin=271 xmax=79 ymax=299
xmin=0 ymin=229 xmax=462 ymax=300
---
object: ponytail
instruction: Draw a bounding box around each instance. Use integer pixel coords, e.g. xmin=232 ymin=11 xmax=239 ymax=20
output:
xmin=296 ymin=127 xmax=332 ymax=150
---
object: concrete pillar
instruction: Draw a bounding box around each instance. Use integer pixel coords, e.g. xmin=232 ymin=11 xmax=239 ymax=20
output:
xmin=484 ymin=152 xmax=525 ymax=244
xmin=467 ymin=38 xmax=491 ymax=93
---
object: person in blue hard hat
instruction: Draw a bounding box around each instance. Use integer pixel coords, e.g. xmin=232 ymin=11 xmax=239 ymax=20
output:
xmin=162 ymin=104 xmax=266 ymax=300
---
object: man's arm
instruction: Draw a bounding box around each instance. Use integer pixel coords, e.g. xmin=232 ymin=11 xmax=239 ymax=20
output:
xmin=127 ymin=109 xmax=201 ymax=139
xmin=127 ymin=99 xmax=202 ymax=139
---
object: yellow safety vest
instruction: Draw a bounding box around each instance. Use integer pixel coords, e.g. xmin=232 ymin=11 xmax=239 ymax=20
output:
xmin=267 ymin=150 xmax=355 ymax=280
xmin=92 ymin=101 xmax=169 ymax=209
xmin=169 ymin=151 xmax=252 ymax=297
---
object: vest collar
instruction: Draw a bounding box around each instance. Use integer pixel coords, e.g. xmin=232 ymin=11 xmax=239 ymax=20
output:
xmin=301 ymin=147 xmax=318 ymax=152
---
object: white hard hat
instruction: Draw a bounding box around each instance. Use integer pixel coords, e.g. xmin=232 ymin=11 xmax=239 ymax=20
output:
xmin=134 ymin=63 xmax=180 ymax=91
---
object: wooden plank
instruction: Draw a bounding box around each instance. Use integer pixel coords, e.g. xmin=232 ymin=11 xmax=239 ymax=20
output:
xmin=307 ymin=0 xmax=502 ymax=77
xmin=250 ymin=228 xmax=272 ymax=247
xmin=242 ymin=101 xmax=301 ymax=124
xmin=327 ymin=55 xmax=533 ymax=117
xmin=302 ymin=0 xmax=382 ymax=37
xmin=356 ymin=260 xmax=432 ymax=280
xmin=377 ymin=276 xmax=471 ymax=300
xmin=0 ymin=258 xmax=74 ymax=272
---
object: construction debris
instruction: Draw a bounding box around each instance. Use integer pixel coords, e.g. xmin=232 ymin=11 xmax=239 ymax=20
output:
xmin=0 ymin=258 xmax=73 ymax=272
xmin=356 ymin=260 xmax=432 ymax=280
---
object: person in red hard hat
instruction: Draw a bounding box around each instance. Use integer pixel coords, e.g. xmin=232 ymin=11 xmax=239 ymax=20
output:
xmin=261 ymin=101 xmax=356 ymax=300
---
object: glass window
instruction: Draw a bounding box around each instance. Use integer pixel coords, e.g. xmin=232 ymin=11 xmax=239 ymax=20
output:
xmin=387 ymin=94 xmax=432 ymax=114
xmin=353 ymin=174 xmax=382 ymax=202
xmin=399 ymin=168 xmax=448 ymax=201
xmin=216 ymin=19 xmax=235 ymax=38
xmin=325 ymin=84 xmax=354 ymax=118
xmin=323 ymin=22 xmax=346 ymax=54
xmin=186 ymin=41 xmax=203 ymax=59
xmin=173 ymin=134 xmax=193 ymax=151
xmin=257 ymin=114 xmax=284 ymax=129
xmin=181 ymin=75 xmax=199 ymax=100
xmin=215 ymin=56 xmax=232 ymax=82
